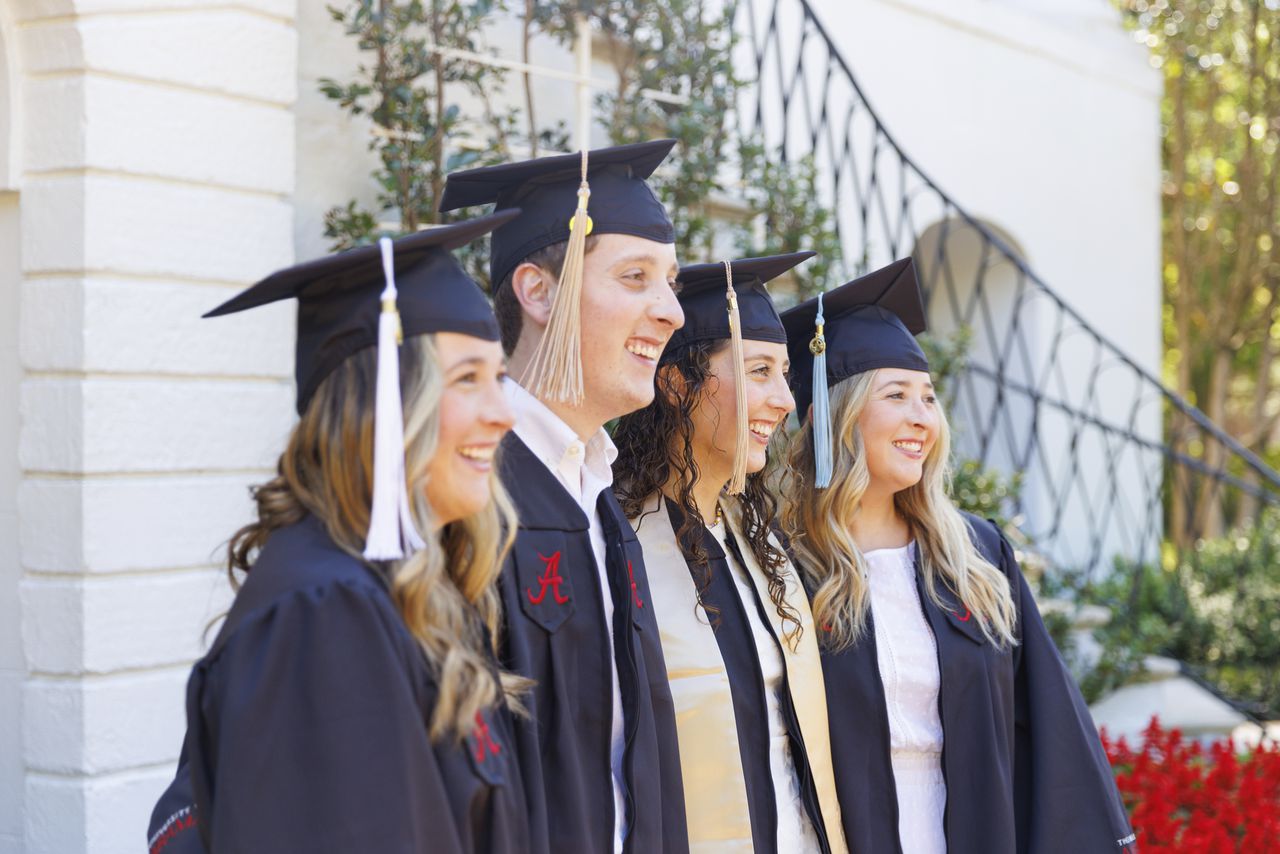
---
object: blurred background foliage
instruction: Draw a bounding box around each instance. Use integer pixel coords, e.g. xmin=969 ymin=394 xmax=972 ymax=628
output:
xmin=319 ymin=0 xmax=841 ymax=284
xmin=1115 ymin=0 xmax=1280 ymax=534
xmin=1057 ymin=507 xmax=1280 ymax=717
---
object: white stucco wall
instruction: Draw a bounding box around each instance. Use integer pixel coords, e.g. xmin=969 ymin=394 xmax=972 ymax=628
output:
xmin=9 ymin=2 xmax=298 ymax=851
xmin=1 ymin=7 xmax=24 ymax=851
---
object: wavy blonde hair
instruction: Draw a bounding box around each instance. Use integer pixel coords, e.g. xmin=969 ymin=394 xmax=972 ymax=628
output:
xmin=226 ymin=334 xmax=520 ymax=741
xmin=780 ymin=369 xmax=1016 ymax=651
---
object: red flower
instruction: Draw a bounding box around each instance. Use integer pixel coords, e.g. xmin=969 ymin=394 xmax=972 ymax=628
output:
xmin=1101 ymin=717 xmax=1280 ymax=852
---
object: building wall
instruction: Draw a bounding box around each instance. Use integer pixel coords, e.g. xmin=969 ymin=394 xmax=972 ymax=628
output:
xmin=808 ymin=0 xmax=1163 ymax=570
xmin=9 ymin=1 xmax=298 ymax=850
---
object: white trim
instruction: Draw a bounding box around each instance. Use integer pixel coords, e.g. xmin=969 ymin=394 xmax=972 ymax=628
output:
xmin=0 ymin=1 xmax=20 ymax=190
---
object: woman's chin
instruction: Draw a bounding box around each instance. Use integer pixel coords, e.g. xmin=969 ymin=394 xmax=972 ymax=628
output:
xmin=427 ymin=482 xmax=491 ymax=527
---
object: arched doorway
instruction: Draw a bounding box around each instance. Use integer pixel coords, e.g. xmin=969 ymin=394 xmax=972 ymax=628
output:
xmin=913 ymin=216 xmax=1038 ymax=486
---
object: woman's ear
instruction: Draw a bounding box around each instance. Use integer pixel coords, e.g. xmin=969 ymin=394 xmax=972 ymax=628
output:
xmin=510 ymin=261 xmax=553 ymax=328
xmin=656 ymin=362 xmax=687 ymax=404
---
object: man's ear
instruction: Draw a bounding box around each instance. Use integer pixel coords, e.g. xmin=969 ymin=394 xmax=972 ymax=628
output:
xmin=510 ymin=261 xmax=553 ymax=328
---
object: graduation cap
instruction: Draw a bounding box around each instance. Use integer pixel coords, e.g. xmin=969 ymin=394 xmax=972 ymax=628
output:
xmin=667 ymin=251 xmax=815 ymax=494
xmin=780 ymin=257 xmax=928 ymax=488
xmin=205 ymin=209 xmax=519 ymax=559
xmin=669 ymin=251 xmax=815 ymax=349
xmin=439 ymin=140 xmax=677 ymax=406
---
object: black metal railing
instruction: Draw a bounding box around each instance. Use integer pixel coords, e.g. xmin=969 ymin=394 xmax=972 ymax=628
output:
xmin=733 ymin=0 xmax=1280 ymax=576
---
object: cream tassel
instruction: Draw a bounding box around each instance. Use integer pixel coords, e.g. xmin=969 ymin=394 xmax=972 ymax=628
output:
xmin=725 ymin=260 xmax=749 ymax=495
xmin=364 ymin=237 xmax=427 ymax=561
xmin=811 ymin=292 xmax=833 ymax=489
xmin=525 ymin=149 xmax=590 ymax=406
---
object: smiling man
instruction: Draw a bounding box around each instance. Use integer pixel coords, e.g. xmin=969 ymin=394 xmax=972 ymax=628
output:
xmin=439 ymin=141 xmax=689 ymax=854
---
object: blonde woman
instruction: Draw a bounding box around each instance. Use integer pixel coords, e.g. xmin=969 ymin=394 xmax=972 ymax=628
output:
xmin=614 ymin=254 xmax=845 ymax=854
xmin=778 ymin=259 xmax=1134 ymax=854
xmin=146 ymin=213 xmax=542 ymax=854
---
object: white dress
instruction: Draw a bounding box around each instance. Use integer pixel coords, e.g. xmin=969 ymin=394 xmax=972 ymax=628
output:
xmin=864 ymin=542 xmax=947 ymax=854
xmin=708 ymin=521 xmax=822 ymax=854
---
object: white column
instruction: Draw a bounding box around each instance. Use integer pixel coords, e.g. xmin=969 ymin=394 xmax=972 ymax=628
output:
xmin=574 ymin=12 xmax=592 ymax=150
xmin=1 ymin=192 xmax=23 ymax=854
xmin=13 ymin=1 xmax=299 ymax=851
xmin=2 ymin=7 xmax=26 ymax=853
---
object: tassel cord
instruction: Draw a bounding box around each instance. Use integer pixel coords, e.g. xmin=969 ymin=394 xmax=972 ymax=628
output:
xmin=812 ymin=292 xmax=833 ymax=490
xmin=724 ymin=260 xmax=750 ymax=495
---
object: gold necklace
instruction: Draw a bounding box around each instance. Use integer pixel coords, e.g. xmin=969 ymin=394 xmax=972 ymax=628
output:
xmin=712 ymin=501 xmax=724 ymax=528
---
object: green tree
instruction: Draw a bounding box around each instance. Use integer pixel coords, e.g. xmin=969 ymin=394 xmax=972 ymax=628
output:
xmin=732 ymin=143 xmax=844 ymax=298
xmin=1115 ymin=1 xmax=1280 ymax=537
xmin=319 ymin=0 xmax=516 ymax=251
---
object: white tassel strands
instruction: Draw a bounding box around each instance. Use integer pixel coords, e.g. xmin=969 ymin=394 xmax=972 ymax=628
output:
xmin=364 ymin=237 xmax=427 ymax=561
xmin=525 ymin=149 xmax=590 ymax=406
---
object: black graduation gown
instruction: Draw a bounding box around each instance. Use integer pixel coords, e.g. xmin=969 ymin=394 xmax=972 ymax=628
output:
xmin=145 ymin=514 xmax=536 ymax=854
xmin=497 ymin=433 xmax=689 ymax=854
xmin=674 ymin=500 xmax=832 ymax=854
xmin=817 ymin=512 xmax=1137 ymax=854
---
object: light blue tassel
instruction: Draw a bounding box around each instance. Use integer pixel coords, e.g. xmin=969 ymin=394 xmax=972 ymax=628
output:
xmin=811 ymin=292 xmax=833 ymax=489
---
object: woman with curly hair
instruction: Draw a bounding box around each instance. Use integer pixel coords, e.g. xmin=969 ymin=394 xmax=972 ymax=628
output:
xmin=614 ymin=253 xmax=845 ymax=854
xmin=145 ymin=213 xmax=542 ymax=854
xmin=779 ymin=258 xmax=1134 ymax=854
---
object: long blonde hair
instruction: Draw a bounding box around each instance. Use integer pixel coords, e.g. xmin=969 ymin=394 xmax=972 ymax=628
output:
xmin=781 ymin=369 xmax=1017 ymax=651
xmin=226 ymin=334 xmax=520 ymax=741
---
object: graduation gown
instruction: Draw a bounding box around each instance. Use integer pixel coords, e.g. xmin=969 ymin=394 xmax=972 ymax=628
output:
xmin=145 ymin=514 xmax=536 ymax=854
xmin=817 ymin=512 xmax=1136 ymax=854
xmin=496 ymin=433 xmax=689 ymax=854
xmin=633 ymin=495 xmax=846 ymax=854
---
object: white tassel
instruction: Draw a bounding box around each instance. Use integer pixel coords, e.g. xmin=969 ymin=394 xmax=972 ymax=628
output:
xmin=364 ymin=237 xmax=427 ymax=561
xmin=811 ymin=292 xmax=834 ymax=489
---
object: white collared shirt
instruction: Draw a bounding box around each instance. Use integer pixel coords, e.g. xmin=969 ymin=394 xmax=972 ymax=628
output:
xmin=505 ymin=379 xmax=627 ymax=853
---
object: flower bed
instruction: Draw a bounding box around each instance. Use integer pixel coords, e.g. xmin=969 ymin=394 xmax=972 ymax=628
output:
xmin=1102 ymin=718 xmax=1280 ymax=851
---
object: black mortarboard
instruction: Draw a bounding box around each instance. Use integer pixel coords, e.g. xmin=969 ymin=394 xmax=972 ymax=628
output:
xmin=438 ymin=139 xmax=677 ymax=289
xmin=781 ymin=257 xmax=928 ymax=419
xmin=667 ymin=251 xmax=815 ymax=352
xmin=206 ymin=210 xmax=519 ymax=414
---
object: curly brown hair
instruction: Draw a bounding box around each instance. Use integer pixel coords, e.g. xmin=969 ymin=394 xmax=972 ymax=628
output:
xmin=613 ymin=338 xmax=803 ymax=648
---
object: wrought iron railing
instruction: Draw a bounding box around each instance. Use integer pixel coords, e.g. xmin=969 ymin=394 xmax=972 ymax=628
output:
xmin=732 ymin=0 xmax=1280 ymax=576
